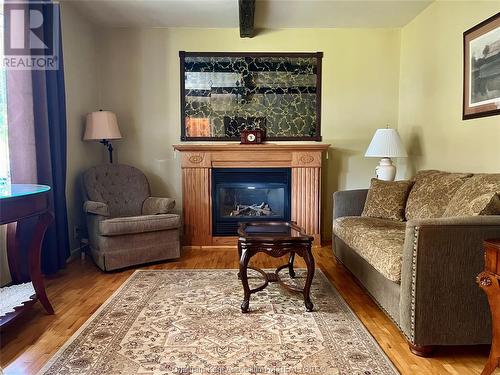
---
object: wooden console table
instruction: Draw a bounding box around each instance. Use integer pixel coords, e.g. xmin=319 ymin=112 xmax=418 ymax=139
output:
xmin=0 ymin=184 xmax=54 ymax=329
xmin=477 ymin=239 xmax=500 ymax=375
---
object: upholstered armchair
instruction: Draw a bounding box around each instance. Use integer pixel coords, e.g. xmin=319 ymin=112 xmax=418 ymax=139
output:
xmin=82 ymin=164 xmax=180 ymax=271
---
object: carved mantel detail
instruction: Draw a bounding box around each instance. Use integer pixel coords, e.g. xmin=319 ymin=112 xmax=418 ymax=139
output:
xmin=173 ymin=143 xmax=330 ymax=247
xmin=300 ymin=154 xmax=314 ymax=164
xmin=181 ymin=152 xmax=211 ymax=168
xmin=292 ymin=152 xmax=322 ymax=167
xmin=189 ymin=155 xmax=203 ymax=164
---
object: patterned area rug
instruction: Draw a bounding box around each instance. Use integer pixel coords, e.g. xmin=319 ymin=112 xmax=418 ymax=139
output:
xmin=38 ymin=269 xmax=399 ymax=375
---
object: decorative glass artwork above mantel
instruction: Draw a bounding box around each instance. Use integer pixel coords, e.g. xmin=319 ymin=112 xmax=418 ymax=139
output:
xmin=180 ymin=52 xmax=323 ymax=141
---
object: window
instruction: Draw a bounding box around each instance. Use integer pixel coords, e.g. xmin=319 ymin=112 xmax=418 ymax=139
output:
xmin=0 ymin=11 xmax=10 ymax=188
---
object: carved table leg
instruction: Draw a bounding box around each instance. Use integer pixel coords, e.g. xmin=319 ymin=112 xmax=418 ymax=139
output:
xmin=240 ymin=249 xmax=251 ymax=313
xmin=6 ymin=222 xmax=23 ymax=283
xmin=478 ymin=272 xmax=500 ymax=375
xmin=303 ymin=245 xmax=315 ymax=312
xmin=28 ymin=212 xmax=54 ymax=314
xmin=288 ymin=252 xmax=296 ymax=278
xmin=237 ymin=241 xmax=242 ymax=279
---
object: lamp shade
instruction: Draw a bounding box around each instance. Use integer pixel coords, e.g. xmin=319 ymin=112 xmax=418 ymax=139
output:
xmin=365 ymin=128 xmax=407 ymax=158
xmin=84 ymin=111 xmax=122 ymax=141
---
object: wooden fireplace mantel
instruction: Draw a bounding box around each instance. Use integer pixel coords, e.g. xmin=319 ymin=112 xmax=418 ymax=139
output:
xmin=173 ymin=142 xmax=330 ymax=247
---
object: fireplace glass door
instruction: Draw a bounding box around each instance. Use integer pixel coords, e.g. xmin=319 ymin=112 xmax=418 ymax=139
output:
xmin=212 ymin=168 xmax=291 ymax=236
xmin=218 ymin=184 xmax=285 ymax=219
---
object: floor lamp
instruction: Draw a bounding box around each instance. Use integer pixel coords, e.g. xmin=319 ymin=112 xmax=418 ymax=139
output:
xmin=84 ymin=111 xmax=122 ymax=163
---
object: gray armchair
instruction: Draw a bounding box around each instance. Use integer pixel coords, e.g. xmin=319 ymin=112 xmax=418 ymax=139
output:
xmin=82 ymin=164 xmax=180 ymax=271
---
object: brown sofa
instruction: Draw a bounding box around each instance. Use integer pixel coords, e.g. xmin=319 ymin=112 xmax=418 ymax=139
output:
xmin=82 ymin=164 xmax=181 ymax=271
xmin=332 ymin=170 xmax=500 ymax=356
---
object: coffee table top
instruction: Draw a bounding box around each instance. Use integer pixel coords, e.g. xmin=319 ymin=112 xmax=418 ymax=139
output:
xmin=238 ymin=221 xmax=314 ymax=242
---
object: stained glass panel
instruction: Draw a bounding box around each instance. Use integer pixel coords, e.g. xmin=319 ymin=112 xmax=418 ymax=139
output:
xmin=180 ymin=52 xmax=322 ymax=141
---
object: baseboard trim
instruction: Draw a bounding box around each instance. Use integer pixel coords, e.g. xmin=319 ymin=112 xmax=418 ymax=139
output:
xmin=67 ymin=244 xmax=89 ymax=263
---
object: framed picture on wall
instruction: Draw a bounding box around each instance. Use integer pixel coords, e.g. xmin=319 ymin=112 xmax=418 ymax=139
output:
xmin=463 ymin=12 xmax=500 ymax=120
xmin=179 ymin=51 xmax=323 ymax=141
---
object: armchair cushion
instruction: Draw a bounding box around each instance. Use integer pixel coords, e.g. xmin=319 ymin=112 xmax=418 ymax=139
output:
xmin=83 ymin=201 xmax=110 ymax=217
xmin=99 ymin=214 xmax=180 ymax=236
xmin=443 ymin=174 xmax=500 ymax=217
xmin=362 ymin=178 xmax=413 ymax=221
xmin=83 ymin=164 xmax=150 ymax=217
xmin=405 ymin=170 xmax=472 ymax=220
xmin=142 ymin=197 xmax=176 ymax=215
xmin=333 ymin=216 xmax=406 ymax=282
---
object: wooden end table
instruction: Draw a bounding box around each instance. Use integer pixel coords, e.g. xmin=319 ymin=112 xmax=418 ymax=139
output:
xmin=477 ymin=239 xmax=500 ymax=375
xmin=0 ymin=184 xmax=54 ymax=329
xmin=237 ymin=221 xmax=315 ymax=313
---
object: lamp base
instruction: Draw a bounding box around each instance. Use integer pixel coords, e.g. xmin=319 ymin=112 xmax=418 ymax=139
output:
xmin=375 ymin=158 xmax=396 ymax=181
xmin=99 ymin=139 xmax=114 ymax=163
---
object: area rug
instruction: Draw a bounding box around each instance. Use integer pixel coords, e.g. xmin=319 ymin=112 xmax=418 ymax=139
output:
xmin=38 ymin=269 xmax=399 ymax=375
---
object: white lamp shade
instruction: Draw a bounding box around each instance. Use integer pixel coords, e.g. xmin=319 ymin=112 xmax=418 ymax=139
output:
xmin=365 ymin=128 xmax=407 ymax=158
xmin=84 ymin=111 xmax=122 ymax=141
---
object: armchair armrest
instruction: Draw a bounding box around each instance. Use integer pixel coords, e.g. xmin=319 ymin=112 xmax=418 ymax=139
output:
xmin=142 ymin=197 xmax=176 ymax=215
xmin=400 ymin=215 xmax=500 ymax=346
xmin=83 ymin=200 xmax=110 ymax=217
xmin=333 ymin=189 xmax=368 ymax=219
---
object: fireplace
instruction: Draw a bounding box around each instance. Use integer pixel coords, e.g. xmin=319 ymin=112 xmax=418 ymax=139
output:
xmin=212 ymin=168 xmax=291 ymax=236
xmin=173 ymin=143 xmax=329 ymax=247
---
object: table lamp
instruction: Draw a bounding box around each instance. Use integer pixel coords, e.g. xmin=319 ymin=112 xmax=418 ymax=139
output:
xmin=84 ymin=111 xmax=122 ymax=163
xmin=365 ymin=128 xmax=407 ymax=181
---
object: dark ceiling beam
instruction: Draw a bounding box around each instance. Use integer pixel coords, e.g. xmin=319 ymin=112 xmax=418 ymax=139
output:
xmin=239 ymin=0 xmax=255 ymax=38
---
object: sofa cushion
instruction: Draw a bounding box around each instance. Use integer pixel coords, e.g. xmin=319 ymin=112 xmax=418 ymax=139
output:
xmin=99 ymin=214 xmax=180 ymax=236
xmin=362 ymin=178 xmax=413 ymax=221
xmin=405 ymin=170 xmax=472 ymax=220
xmin=333 ymin=216 xmax=406 ymax=282
xmin=443 ymin=174 xmax=500 ymax=217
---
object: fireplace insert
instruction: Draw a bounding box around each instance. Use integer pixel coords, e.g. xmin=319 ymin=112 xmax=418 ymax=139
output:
xmin=212 ymin=168 xmax=291 ymax=236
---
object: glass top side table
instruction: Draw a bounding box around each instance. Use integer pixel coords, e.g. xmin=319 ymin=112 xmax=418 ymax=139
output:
xmin=0 ymin=184 xmax=54 ymax=329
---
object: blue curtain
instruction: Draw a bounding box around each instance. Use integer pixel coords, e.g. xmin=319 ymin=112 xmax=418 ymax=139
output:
xmin=32 ymin=1 xmax=69 ymax=274
xmin=7 ymin=1 xmax=69 ymax=275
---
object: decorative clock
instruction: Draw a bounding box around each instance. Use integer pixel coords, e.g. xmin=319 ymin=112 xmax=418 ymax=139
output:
xmin=241 ymin=128 xmax=265 ymax=144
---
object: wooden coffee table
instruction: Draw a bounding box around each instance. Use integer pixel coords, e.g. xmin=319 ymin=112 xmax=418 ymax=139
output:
xmin=237 ymin=221 xmax=315 ymax=313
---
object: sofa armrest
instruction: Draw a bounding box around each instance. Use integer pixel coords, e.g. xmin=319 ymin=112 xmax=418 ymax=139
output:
xmin=400 ymin=215 xmax=500 ymax=346
xmin=142 ymin=197 xmax=176 ymax=215
xmin=407 ymin=216 xmax=500 ymax=227
xmin=332 ymin=189 xmax=368 ymax=219
xmin=83 ymin=200 xmax=110 ymax=217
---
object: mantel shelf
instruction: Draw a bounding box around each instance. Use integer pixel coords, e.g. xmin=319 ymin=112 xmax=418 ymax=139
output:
xmin=173 ymin=142 xmax=330 ymax=152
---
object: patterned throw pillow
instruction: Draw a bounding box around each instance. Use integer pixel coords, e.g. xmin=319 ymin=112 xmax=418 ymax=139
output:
xmin=405 ymin=170 xmax=472 ymax=220
xmin=443 ymin=174 xmax=500 ymax=217
xmin=362 ymin=178 xmax=414 ymax=221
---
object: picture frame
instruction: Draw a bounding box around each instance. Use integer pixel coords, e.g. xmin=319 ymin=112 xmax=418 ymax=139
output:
xmin=463 ymin=12 xmax=500 ymax=120
xmin=179 ymin=51 xmax=323 ymax=141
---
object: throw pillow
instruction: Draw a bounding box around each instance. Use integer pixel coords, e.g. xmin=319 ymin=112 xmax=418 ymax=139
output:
xmin=405 ymin=170 xmax=472 ymax=220
xmin=362 ymin=178 xmax=414 ymax=221
xmin=443 ymin=174 xmax=500 ymax=217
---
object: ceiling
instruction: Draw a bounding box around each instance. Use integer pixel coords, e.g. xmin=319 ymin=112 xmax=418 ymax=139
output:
xmin=66 ymin=0 xmax=433 ymax=29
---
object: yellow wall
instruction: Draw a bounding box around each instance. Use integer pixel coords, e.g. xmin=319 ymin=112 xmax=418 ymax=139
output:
xmin=61 ymin=3 xmax=103 ymax=251
xmin=398 ymin=1 xmax=500 ymax=177
xmin=96 ymin=28 xmax=401 ymax=238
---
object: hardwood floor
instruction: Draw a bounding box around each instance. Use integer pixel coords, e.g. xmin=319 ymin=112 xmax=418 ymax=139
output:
xmin=0 ymin=245 xmax=495 ymax=374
